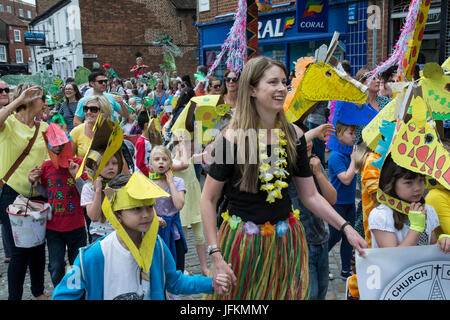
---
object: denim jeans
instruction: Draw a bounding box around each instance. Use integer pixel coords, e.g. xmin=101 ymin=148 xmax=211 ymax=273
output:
xmin=308 ymin=242 xmax=329 ymax=300
xmin=46 ymin=227 xmax=87 ymax=287
xmin=328 ymin=203 xmax=356 ymax=272
xmin=0 ymin=184 xmax=47 ymax=300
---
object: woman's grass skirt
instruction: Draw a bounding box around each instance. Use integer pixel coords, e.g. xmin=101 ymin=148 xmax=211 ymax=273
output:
xmin=204 ymin=216 xmax=310 ymax=300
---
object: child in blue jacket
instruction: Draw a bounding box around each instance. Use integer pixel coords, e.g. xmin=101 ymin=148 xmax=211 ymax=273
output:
xmin=53 ymin=172 xmax=230 ymax=300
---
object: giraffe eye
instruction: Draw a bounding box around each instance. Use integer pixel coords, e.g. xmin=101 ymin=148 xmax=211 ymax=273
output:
xmin=424 ymin=133 xmax=434 ymax=144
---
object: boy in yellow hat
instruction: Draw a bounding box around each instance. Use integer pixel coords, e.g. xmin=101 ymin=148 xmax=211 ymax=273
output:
xmin=52 ymin=172 xmax=230 ymax=300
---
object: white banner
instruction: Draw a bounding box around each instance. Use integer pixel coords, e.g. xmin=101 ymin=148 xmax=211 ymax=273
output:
xmin=356 ymin=245 xmax=450 ymax=300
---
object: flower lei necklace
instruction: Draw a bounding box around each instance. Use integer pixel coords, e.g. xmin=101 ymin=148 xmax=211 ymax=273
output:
xmin=257 ymin=124 xmax=289 ymax=203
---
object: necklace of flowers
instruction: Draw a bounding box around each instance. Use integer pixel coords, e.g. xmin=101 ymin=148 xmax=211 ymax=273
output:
xmin=257 ymin=124 xmax=289 ymax=203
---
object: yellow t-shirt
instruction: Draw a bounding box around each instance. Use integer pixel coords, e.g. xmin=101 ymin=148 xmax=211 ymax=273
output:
xmin=425 ymin=189 xmax=450 ymax=237
xmin=0 ymin=116 xmax=49 ymax=196
xmin=70 ymin=123 xmax=92 ymax=159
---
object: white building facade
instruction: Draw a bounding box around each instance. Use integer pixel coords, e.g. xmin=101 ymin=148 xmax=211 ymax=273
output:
xmin=29 ymin=0 xmax=83 ymax=80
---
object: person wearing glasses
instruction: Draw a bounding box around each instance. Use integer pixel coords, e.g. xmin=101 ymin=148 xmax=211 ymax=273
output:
xmin=0 ymin=83 xmax=50 ymax=300
xmin=0 ymin=80 xmax=10 ymax=108
xmin=222 ymin=70 xmax=239 ymax=109
xmin=70 ymin=95 xmax=112 ymax=159
xmin=54 ymin=83 xmax=83 ymax=131
xmin=73 ymin=72 xmax=129 ymax=127
xmin=207 ymin=77 xmax=222 ymax=95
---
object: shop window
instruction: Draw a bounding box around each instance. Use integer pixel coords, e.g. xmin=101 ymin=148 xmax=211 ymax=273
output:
xmin=260 ymin=44 xmax=285 ymax=65
xmin=204 ymin=49 xmax=229 ymax=79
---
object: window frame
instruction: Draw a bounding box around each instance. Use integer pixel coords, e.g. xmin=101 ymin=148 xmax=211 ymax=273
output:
xmin=15 ymin=49 xmax=23 ymax=63
xmin=14 ymin=29 xmax=21 ymax=42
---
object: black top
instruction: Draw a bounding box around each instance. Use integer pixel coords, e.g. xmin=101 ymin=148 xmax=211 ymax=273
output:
xmin=208 ymin=133 xmax=312 ymax=225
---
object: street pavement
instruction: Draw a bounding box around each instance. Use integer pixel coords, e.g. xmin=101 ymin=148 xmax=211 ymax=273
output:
xmin=0 ymin=225 xmax=346 ymax=300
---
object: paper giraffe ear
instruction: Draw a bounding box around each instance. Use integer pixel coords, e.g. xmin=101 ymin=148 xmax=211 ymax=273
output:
xmin=390 ymin=96 xmax=450 ymax=190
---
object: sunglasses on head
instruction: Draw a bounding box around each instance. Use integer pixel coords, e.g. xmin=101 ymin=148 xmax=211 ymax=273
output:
xmin=96 ymin=79 xmax=108 ymax=84
xmin=83 ymin=106 xmax=99 ymax=113
xmin=225 ymin=77 xmax=238 ymax=83
xmin=0 ymin=87 xmax=10 ymax=94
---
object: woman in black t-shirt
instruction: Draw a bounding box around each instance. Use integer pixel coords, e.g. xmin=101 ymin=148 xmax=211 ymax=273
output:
xmin=201 ymin=57 xmax=367 ymax=300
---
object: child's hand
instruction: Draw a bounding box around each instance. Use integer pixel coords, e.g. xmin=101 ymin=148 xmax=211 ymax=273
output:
xmin=68 ymin=159 xmax=79 ymax=178
xmin=350 ymin=145 xmax=358 ymax=162
xmin=309 ymin=156 xmax=322 ymax=176
xmin=410 ymin=202 xmax=426 ymax=215
xmin=408 ymin=202 xmax=427 ymax=233
xmin=214 ymin=272 xmax=232 ymax=296
xmin=28 ymin=166 xmax=42 ymax=187
xmin=165 ymin=169 xmax=174 ymax=184
xmin=158 ymin=216 xmax=167 ymax=228
xmin=94 ymin=176 xmax=103 ymax=191
xmin=438 ymin=234 xmax=450 ymax=254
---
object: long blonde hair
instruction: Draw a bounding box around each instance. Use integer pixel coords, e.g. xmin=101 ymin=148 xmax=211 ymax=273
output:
xmin=227 ymin=56 xmax=298 ymax=193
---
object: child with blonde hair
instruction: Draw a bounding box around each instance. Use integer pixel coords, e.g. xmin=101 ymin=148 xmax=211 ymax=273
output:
xmin=149 ymin=145 xmax=187 ymax=272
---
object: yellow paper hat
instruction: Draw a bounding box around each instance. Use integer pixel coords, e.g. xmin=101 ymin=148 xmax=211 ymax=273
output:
xmin=443 ymin=56 xmax=450 ymax=72
xmin=102 ymin=172 xmax=170 ymax=273
xmin=76 ymin=115 xmax=124 ymax=180
xmin=418 ymin=62 xmax=450 ymax=120
xmin=147 ymin=117 xmax=163 ymax=146
xmin=362 ymin=98 xmax=397 ymax=151
xmin=390 ymin=96 xmax=450 ymax=190
xmin=170 ymin=94 xmax=230 ymax=144
xmin=283 ymin=59 xmax=368 ymax=123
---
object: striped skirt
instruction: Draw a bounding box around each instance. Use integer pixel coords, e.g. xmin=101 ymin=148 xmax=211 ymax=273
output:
xmin=204 ymin=213 xmax=310 ymax=300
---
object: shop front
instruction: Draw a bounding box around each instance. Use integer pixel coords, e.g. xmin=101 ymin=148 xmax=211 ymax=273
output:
xmin=197 ymin=0 xmax=369 ymax=78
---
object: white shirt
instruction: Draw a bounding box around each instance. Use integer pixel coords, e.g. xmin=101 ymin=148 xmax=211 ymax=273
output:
xmin=102 ymin=232 xmax=150 ymax=300
xmin=369 ymin=204 xmax=440 ymax=248
xmin=80 ymin=181 xmax=115 ymax=236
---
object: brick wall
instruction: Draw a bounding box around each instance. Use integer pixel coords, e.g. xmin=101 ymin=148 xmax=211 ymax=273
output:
xmin=0 ymin=0 xmax=37 ymax=20
xmin=198 ymin=0 xmax=296 ymax=24
xmin=79 ymin=0 xmax=198 ymax=80
xmin=35 ymin=0 xmax=58 ymax=15
xmin=7 ymin=25 xmax=30 ymax=63
xmin=366 ymin=0 xmax=390 ymax=67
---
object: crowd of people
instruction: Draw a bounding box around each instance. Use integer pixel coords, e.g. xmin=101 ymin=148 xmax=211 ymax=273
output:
xmin=0 ymin=53 xmax=448 ymax=301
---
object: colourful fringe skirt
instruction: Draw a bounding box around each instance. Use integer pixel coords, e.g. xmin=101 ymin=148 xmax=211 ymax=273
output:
xmin=204 ymin=212 xmax=310 ymax=300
